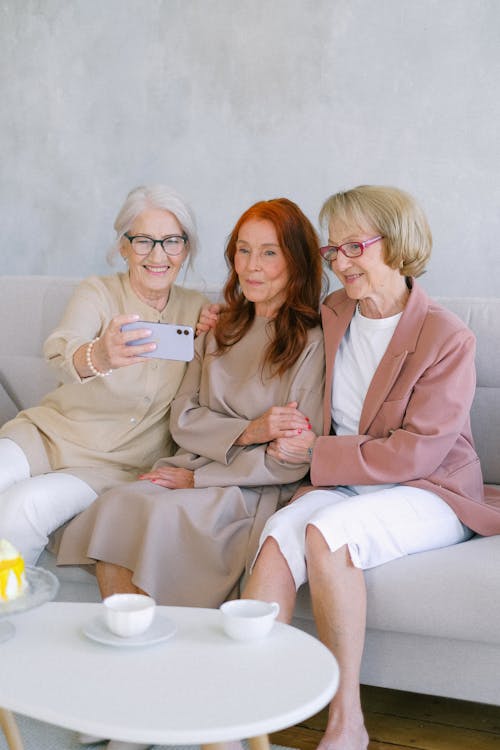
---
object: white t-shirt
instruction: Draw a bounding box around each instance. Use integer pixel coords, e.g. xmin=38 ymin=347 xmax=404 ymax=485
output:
xmin=331 ymin=305 xmax=401 ymax=494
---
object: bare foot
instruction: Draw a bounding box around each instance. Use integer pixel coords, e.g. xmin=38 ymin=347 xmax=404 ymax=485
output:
xmin=317 ymin=720 xmax=369 ymax=750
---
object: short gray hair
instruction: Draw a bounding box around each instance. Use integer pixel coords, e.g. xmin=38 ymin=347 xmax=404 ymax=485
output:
xmin=107 ymin=184 xmax=199 ymax=267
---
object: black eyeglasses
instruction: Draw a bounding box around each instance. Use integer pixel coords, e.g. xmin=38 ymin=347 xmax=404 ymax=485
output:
xmin=319 ymin=235 xmax=384 ymax=262
xmin=125 ymin=233 xmax=188 ymax=257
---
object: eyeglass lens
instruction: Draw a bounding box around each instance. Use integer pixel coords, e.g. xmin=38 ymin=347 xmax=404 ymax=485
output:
xmin=128 ymin=235 xmax=186 ymax=256
xmin=322 ymin=243 xmax=363 ymax=261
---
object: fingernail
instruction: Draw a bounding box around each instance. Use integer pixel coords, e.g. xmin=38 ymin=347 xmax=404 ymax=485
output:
xmin=308 ymin=424 xmax=312 ymax=430
xmin=297 ymin=429 xmax=302 ymax=434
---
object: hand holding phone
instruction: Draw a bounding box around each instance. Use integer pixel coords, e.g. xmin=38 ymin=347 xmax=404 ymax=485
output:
xmin=121 ymin=321 xmax=194 ymax=362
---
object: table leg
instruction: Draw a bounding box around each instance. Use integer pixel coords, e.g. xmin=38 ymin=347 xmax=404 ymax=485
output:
xmin=248 ymin=734 xmax=271 ymax=750
xmin=201 ymin=738 xmax=270 ymax=750
xmin=0 ymin=709 xmax=24 ymax=750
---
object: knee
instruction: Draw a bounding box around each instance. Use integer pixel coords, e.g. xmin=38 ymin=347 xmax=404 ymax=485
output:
xmin=305 ymin=520 xmax=353 ymax=570
xmin=254 ymin=535 xmax=285 ymax=566
xmin=0 ymin=484 xmax=31 ymax=525
xmin=305 ymin=522 xmax=331 ymax=560
xmin=0 ymin=486 xmax=41 ymax=558
xmin=261 ymin=508 xmax=289 ymax=539
xmin=305 ymin=521 xmax=327 ymax=545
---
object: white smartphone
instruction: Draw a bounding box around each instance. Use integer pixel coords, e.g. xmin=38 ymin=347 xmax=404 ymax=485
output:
xmin=121 ymin=321 xmax=194 ymax=361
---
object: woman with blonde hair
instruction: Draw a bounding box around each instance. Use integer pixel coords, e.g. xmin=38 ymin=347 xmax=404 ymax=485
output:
xmin=242 ymin=185 xmax=496 ymax=750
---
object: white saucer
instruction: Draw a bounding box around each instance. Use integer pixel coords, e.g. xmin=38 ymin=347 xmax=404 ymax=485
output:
xmin=82 ymin=613 xmax=177 ymax=648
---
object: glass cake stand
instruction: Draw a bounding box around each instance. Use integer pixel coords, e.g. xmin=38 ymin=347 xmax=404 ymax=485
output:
xmin=0 ymin=566 xmax=59 ymax=643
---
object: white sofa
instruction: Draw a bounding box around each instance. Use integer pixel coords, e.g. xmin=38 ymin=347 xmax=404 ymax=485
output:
xmin=1 ymin=275 xmax=500 ymax=706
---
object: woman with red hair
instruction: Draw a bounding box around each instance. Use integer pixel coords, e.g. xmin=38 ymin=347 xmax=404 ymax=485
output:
xmin=58 ymin=198 xmax=325 ymax=620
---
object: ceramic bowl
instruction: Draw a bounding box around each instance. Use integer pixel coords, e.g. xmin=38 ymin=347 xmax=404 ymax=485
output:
xmin=220 ymin=599 xmax=280 ymax=641
xmin=103 ymin=593 xmax=156 ymax=638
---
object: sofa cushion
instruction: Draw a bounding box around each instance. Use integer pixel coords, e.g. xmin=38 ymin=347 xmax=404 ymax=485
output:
xmin=294 ymin=534 xmax=500 ymax=645
xmin=0 ymin=355 xmax=61 ymax=411
xmin=436 ymin=297 xmax=500 ymax=484
xmin=471 ymin=388 xmax=500 ymax=485
xmin=364 ymin=534 xmax=500 ymax=644
xmin=0 ymin=276 xmax=80 ymax=356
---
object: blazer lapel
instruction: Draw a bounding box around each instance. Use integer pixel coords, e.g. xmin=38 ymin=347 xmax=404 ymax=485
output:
xmin=359 ymin=280 xmax=430 ymax=434
xmin=358 ymin=351 xmax=408 ymax=434
xmin=321 ymin=294 xmax=356 ymax=435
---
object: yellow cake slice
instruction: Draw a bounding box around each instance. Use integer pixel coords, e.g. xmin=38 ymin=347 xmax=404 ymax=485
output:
xmin=0 ymin=539 xmax=27 ymax=602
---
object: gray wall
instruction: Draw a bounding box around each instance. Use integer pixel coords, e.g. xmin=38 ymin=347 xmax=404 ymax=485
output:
xmin=1 ymin=0 xmax=499 ymax=297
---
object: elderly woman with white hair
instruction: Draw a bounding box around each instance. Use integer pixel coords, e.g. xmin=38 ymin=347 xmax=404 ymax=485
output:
xmin=0 ymin=184 xmax=208 ymax=566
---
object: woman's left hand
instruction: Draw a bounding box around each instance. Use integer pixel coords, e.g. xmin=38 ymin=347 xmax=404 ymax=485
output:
xmin=138 ymin=467 xmax=195 ymax=489
xmin=267 ymin=430 xmax=317 ymax=464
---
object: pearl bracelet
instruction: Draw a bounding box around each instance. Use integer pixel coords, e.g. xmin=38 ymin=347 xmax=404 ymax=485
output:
xmin=86 ymin=337 xmax=112 ymax=377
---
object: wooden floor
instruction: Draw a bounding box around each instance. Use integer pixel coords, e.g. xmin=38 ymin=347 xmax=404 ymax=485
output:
xmin=270 ymin=685 xmax=500 ymax=750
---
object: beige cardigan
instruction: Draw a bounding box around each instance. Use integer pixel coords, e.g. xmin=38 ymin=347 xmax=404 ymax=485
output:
xmin=0 ymin=272 xmax=207 ymax=493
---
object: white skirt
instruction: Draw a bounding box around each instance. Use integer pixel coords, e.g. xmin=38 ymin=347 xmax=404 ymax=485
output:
xmin=255 ymin=485 xmax=473 ymax=589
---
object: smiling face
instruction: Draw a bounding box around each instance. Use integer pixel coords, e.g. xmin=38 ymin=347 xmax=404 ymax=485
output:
xmin=234 ymin=218 xmax=290 ymax=318
xmin=328 ymin=217 xmax=408 ymax=318
xmin=120 ymin=208 xmax=188 ymax=310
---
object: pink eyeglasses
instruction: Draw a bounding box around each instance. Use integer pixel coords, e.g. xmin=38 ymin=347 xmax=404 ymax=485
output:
xmin=319 ymin=235 xmax=384 ymax=262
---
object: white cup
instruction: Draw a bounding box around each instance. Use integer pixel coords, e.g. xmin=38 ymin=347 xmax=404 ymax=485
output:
xmin=103 ymin=593 xmax=156 ymax=638
xmin=220 ymin=599 xmax=280 ymax=641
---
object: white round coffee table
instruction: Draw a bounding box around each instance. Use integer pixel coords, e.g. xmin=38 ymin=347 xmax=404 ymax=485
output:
xmin=0 ymin=602 xmax=338 ymax=749
xmin=0 ymin=568 xmax=59 ymax=749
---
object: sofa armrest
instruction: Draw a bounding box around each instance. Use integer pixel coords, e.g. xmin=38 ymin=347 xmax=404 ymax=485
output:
xmin=0 ymin=381 xmax=19 ymax=426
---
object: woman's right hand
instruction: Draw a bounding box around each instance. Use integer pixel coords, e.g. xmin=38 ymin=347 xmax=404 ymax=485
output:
xmin=234 ymin=401 xmax=312 ymax=446
xmin=74 ymin=314 xmax=159 ymax=377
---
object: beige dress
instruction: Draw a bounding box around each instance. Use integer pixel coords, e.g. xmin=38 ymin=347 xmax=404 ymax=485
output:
xmin=0 ymin=272 xmax=207 ymax=493
xmin=58 ymin=317 xmax=325 ymax=606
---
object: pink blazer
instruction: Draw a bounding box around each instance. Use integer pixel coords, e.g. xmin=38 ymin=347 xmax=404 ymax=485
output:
xmin=308 ymin=280 xmax=500 ymax=535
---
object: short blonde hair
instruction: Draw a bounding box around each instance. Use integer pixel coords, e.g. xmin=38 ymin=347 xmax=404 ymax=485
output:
xmin=319 ymin=185 xmax=432 ymax=277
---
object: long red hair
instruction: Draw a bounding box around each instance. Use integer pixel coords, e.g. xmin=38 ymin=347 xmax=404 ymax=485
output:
xmin=214 ymin=198 xmax=323 ymax=375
